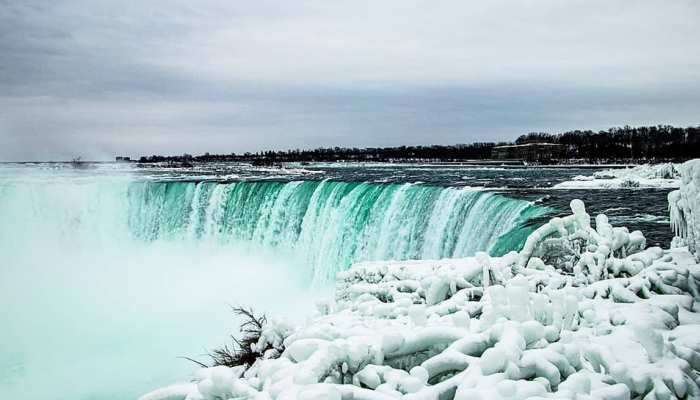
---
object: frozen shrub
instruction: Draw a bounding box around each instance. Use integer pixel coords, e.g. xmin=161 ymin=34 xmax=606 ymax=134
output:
xmin=185 ymin=306 xmax=286 ymax=369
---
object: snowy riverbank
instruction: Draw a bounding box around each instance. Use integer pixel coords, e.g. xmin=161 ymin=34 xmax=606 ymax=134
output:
xmin=141 ymin=160 xmax=700 ymax=400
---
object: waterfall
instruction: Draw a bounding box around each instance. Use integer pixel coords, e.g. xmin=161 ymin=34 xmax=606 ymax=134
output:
xmin=126 ymin=180 xmax=549 ymax=281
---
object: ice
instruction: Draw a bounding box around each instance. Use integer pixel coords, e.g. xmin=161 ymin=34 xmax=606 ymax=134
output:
xmin=138 ymin=383 xmax=196 ymax=400
xmin=593 ymin=163 xmax=681 ymax=180
xmin=554 ymin=163 xmax=682 ymax=189
xmin=142 ymin=160 xmax=700 ymax=400
xmin=670 ymin=159 xmax=700 ymax=260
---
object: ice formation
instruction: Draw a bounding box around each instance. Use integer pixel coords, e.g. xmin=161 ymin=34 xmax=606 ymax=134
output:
xmin=141 ymin=161 xmax=700 ymax=400
xmin=554 ymin=163 xmax=681 ymax=189
xmin=669 ymin=159 xmax=700 ymax=259
xmin=593 ymin=163 xmax=681 ymax=180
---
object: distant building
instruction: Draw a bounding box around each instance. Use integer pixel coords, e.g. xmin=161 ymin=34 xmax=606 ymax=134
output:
xmin=491 ymin=143 xmax=564 ymax=162
xmin=115 ymin=156 xmax=131 ymax=162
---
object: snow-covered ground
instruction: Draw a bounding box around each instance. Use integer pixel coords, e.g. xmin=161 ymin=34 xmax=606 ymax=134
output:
xmin=553 ymin=163 xmax=681 ymax=189
xmin=141 ymin=160 xmax=700 ymax=400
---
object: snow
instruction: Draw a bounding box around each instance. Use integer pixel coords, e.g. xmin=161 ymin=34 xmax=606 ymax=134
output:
xmin=141 ymin=161 xmax=700 ymax=400
xmin=553 ymin=163 xmax=681 ymax=189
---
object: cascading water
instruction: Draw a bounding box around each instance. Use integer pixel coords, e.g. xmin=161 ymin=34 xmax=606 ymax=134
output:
xmin=126 ymin=180 xmax=549 ymax=282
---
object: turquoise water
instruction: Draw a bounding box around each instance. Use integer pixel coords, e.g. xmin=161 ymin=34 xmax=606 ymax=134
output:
xmin=127 ymin=180 xmax=548 ymax=282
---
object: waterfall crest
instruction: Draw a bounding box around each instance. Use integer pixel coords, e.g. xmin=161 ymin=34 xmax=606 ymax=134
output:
xmin=127 ymin=180 xmax=549 ymax=281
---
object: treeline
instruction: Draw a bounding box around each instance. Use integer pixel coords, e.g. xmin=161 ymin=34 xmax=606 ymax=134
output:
xmin=138 ymin=143 xmax=501 ymax=164
xmin=516 ymin=125 xmax=699 ymax=160
xmin=138 ymin=125 xmax=699 ymax=164
xmin=254 ymin=142 xmax=500 ymax=163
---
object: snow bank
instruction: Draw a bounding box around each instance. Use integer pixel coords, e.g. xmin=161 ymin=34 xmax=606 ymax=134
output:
xmin=554 ymin=163 xmax=681 ymax=189
xmin=669 ymin=159 xmax=700 ymax=260
xmin=141 ymin=199 xmax=700 ymax=400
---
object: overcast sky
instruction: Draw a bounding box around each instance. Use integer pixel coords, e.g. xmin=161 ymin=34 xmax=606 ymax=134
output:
xmin=1 ymin=0 xmax=699 ymax=161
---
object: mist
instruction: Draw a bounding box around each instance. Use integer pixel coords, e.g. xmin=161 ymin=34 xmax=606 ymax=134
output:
xmin=0 ymin=175 xmax=324 ymax=399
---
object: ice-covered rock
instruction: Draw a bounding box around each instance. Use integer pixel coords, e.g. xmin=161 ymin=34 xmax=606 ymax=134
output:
xmin=142 ymin=193 xmax=700 ymax=400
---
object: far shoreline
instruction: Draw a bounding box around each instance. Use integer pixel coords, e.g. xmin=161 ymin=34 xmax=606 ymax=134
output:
xmin=0 ymin=160 xmax=687 ymax=169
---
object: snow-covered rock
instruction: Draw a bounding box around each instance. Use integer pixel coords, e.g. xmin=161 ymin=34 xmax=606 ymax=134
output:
xmin=141 ymin=194 xmax=700 ymax=400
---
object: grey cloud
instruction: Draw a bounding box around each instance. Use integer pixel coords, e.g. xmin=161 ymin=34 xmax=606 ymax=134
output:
xmin=1 ymin=0 xmax=699 ymax=160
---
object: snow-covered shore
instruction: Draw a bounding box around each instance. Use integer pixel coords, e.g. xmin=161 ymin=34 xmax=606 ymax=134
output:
xmin=553 ymin=163 xmax=681 ymax=189
xmin=141 ymin=160 xmax=700 ymax=400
